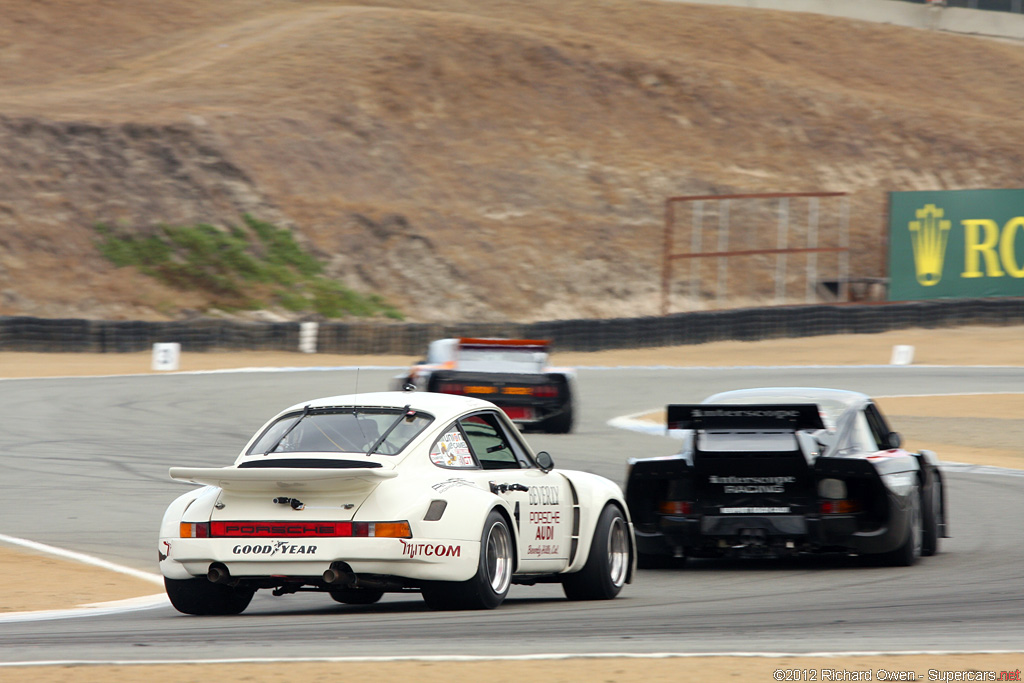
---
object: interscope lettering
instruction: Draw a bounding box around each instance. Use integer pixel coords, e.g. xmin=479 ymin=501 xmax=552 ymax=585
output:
xmin=709 ymin=476 xmax=797 ymax=484
xmin=694 ymin=408 xmax=800 ymax=420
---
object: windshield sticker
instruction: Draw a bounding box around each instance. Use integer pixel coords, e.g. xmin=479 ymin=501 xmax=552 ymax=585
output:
xmin=430 ymin=430 xmax=474 ymax=468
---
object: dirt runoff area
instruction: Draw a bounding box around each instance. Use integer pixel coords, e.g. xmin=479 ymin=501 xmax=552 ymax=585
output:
xmin=2 ymin=325 xmax=1023 ymax=681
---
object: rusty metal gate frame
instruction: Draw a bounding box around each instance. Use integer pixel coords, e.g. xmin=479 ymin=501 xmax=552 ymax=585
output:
xmin=661 ymin=192 xmax=850 ymax=315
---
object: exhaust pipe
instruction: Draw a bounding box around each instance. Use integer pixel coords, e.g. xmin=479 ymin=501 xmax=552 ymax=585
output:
xmin=323 ymin=561 xmax=354 ymax=586
xmin=207 ymin=564 xmax=231 ymax=584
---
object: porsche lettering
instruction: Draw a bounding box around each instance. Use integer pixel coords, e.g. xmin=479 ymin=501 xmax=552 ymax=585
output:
xmin=222 ymin=523 xmax=335 ymax=536
xmin=529 ymin=510 xmax=561 ymax=524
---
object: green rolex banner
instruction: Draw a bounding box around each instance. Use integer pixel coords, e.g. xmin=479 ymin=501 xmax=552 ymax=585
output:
xmin=889 ymin=189 xmax=1024 ymax=301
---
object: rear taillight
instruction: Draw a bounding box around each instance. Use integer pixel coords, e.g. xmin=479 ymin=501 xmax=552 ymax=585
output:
xmin=369 ymin=522 xmax=413 ymax=538
xmin=437 ymin=383 xmax=465 ymax=394
xmin=532 ymin=385 xmax=559 ymax=397
xmin=199 ymin=520 xmax=413 ymax=538
xmin=659 ymin=500 xmax=693 ymax=515
xmin=180 ymin=522 xmax=210 ymax=538
xmin=820 ymin=500 xmax=860 ymax=514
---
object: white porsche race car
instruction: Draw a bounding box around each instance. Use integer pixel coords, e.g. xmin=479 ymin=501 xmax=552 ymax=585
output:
xmin=159 ymin=391 xmax=635 ymax=614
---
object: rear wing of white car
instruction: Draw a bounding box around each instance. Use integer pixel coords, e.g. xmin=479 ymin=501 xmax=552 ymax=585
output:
xmin=169 ymin=464 xmax=397 ymax=493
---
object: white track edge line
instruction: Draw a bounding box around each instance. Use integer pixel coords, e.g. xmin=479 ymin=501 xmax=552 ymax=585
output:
xmin=2 ymin=651 xmax=1023 ymax=667
xmin=0 ymin=533 xmax=163 ymax=585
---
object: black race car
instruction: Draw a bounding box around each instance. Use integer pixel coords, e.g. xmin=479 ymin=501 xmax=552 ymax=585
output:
xmin=626 ymin=387 xmax=948 ymax=566
xmin=393 ymin=338 xmax=575 ymax=433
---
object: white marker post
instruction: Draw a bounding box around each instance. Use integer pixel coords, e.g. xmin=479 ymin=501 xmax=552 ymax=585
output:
xmin=152 ymin=342 xmax=181 ymax=371
xmin=890 ymin=345 xmax=915 ymax=366
xmin=299 ymin=321 xmax=318 ymax=354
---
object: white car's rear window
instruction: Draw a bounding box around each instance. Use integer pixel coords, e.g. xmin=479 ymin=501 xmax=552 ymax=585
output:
xmin=247 ymin=408 xmax=433 ymax=456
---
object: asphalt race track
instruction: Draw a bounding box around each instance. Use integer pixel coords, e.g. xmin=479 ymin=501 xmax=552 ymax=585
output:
xmin=1 ymin=365 xmax=1023 ymax=663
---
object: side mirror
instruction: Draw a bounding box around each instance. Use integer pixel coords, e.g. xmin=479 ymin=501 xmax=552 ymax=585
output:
xmin=536 ymin=451 xmax=554 ymax=472
xmin=886 ymin=431 xmax=902 ymax=450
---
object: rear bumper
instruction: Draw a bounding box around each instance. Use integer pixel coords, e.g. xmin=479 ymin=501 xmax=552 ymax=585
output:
xmin=159 ymin=535 xmax=481 ymax=582
xmin=641 ymin=493 xmax=911 ymax=557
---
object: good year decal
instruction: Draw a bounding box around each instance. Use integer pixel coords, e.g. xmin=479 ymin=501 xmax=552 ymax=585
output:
xmin=232 ymin=540 xmax=319 ymax=556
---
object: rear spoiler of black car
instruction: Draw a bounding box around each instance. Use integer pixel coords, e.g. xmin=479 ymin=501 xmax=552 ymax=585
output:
xmin=666 ymin=404 xmax=826 ymax=431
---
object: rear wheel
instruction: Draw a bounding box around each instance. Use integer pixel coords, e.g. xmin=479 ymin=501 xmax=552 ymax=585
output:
xmin=542 ymin=402 xmax=574 ymax=434
xmin=563 ymin=505 xmax=630 ymax=600
xmin=421 ymin=510 xmax=513 ymax=610
xmin=329 ymin=587 xmax=384 ymax=605
xmin=877 ymin=493 xmax=922 ymax=567
xmin=164 ymin=577 xmax=255 ymax=615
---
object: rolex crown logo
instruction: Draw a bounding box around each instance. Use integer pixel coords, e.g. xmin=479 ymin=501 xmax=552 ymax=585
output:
xmin=908 ymin=204 xmax=951 ymax=286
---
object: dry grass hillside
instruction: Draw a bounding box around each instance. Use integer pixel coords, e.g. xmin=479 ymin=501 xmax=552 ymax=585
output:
xmin=2 ymin=0 xmax=1023 ymax=322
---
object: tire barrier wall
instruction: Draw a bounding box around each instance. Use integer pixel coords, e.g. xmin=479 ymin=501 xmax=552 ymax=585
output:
xmin=2 ymin=298 xmax=1022 ymax=355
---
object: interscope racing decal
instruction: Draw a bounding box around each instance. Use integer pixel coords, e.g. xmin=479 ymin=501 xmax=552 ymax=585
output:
xmin=709 ymin=475 xmax=796 ymax=494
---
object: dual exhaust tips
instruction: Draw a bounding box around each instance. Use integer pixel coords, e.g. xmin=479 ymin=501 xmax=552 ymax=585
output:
xmin=206 ymin=561 xmax=354 ymax=586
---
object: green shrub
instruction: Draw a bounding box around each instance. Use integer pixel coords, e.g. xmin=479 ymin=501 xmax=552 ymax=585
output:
xmin=92 ymin=220 xmax=402 ymax=320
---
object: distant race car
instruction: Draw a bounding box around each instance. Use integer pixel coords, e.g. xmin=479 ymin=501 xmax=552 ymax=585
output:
xmin=159 ymin=391 xmax=634 ymax=615
xmin=393 ymin=337 xmax=576 ymax=433
xmin=625 ymin=387 xmax=948 ymax=567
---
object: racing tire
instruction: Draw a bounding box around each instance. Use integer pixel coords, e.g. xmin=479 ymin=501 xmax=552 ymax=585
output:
xmin=329 ymin=587 xmax=384 ymax=605
xmin=542 ymin=401 xmax=574 ymax=434
xmin=164 ymin=577 xmax=255 ymax=615
xmin=876 ymin=492 xmax=922 ymax=567
xmin=421 ymin=510 xmax=513 ymax=610
xmin=921 ymin=479 xmax=942 ymax=557
xmin=562 ymin=505 xmax=630 ymax=601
